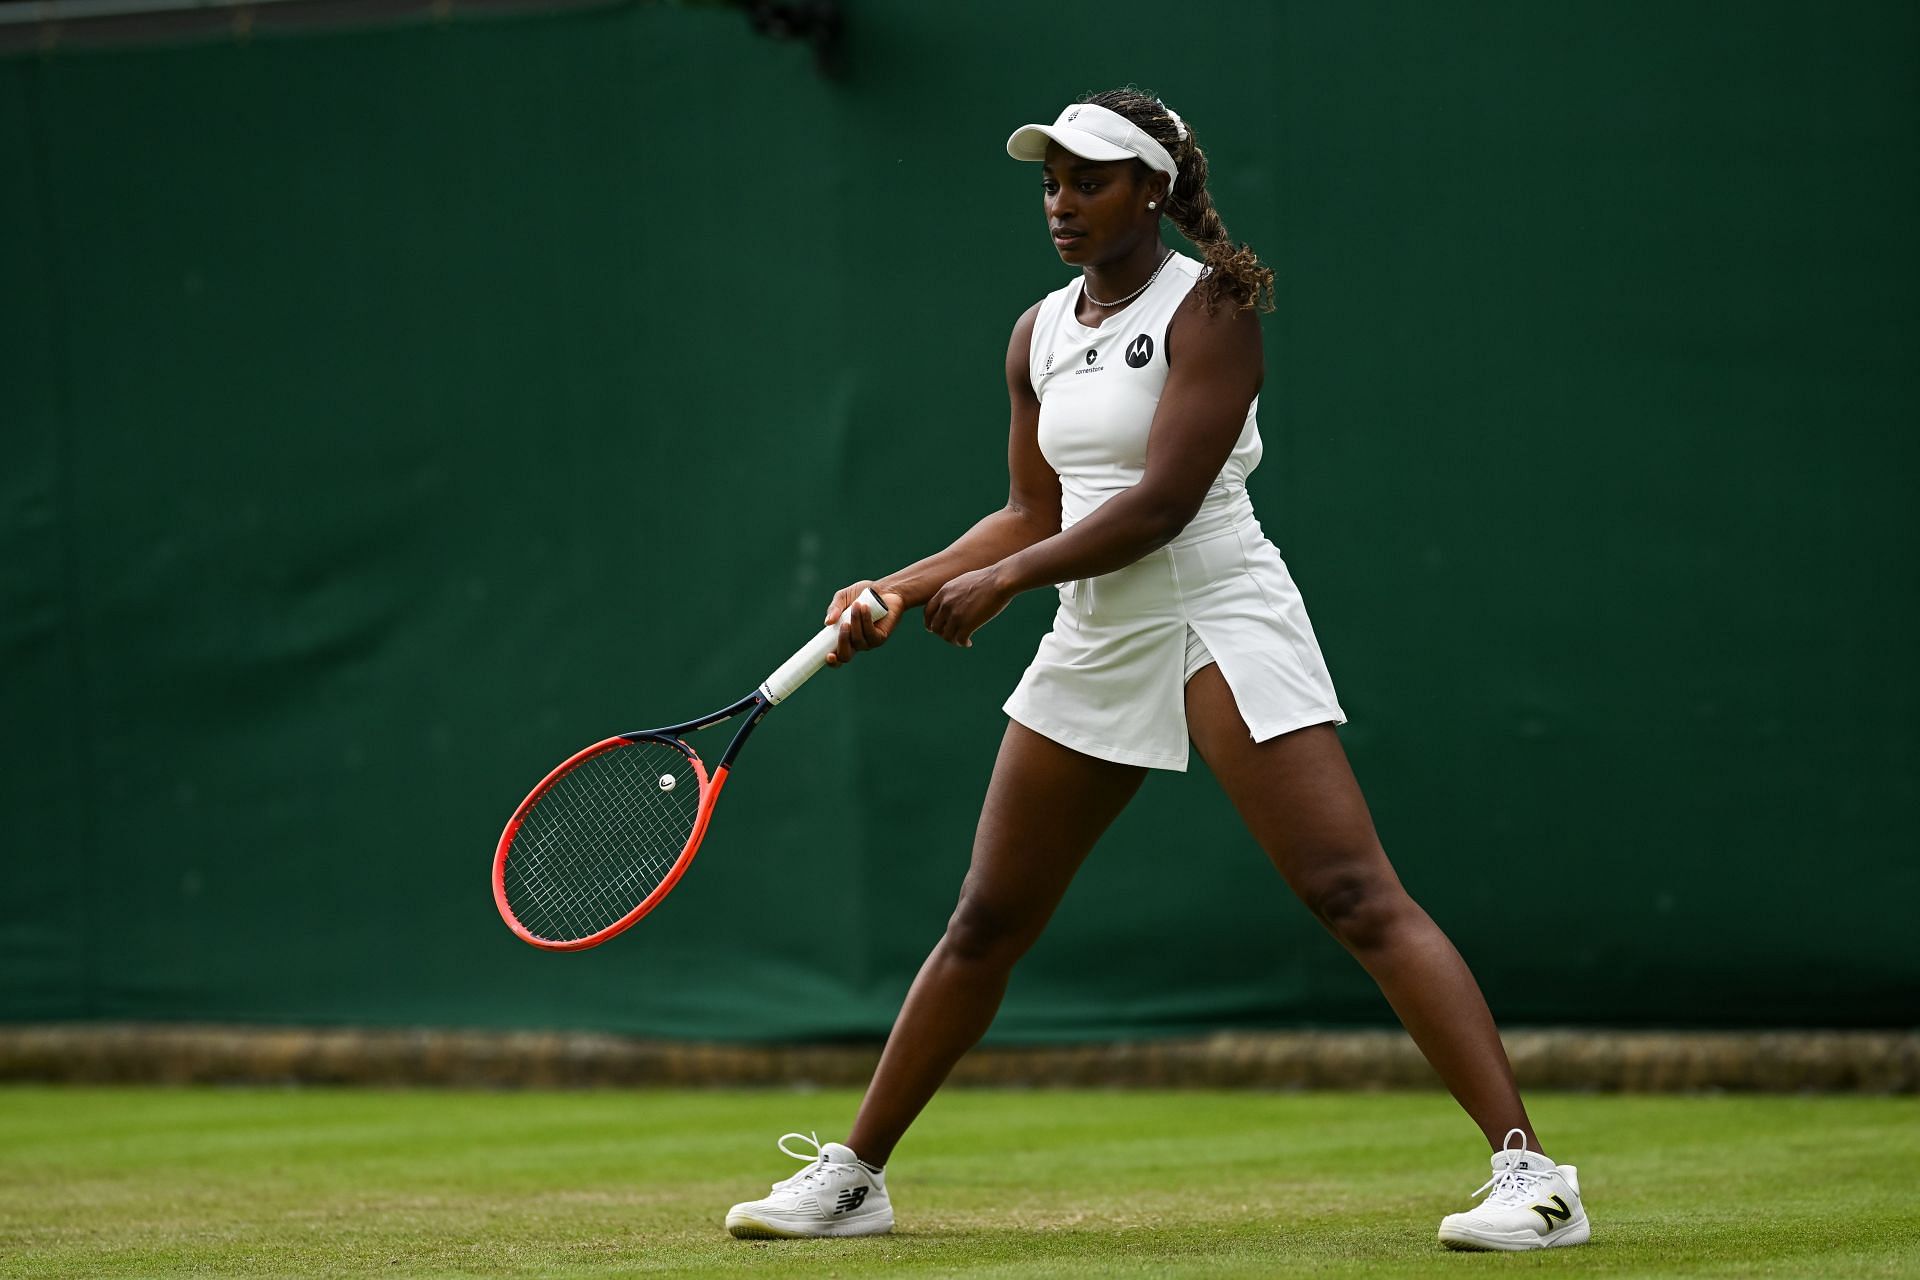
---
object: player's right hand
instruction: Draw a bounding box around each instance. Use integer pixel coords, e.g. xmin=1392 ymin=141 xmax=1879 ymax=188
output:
xmin=824 ymin=581 xmax=905 ymax=667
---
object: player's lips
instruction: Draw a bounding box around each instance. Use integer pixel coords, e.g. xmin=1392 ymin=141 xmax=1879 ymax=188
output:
xmin=1052 ymin=228 xmax=1087 ymax=246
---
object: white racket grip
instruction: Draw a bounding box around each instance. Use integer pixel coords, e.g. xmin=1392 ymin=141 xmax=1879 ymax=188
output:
xmin=758 ymin=587 xmax=890 ymax=705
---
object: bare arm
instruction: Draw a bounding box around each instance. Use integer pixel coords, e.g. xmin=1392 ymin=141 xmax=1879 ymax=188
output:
xmin=821 ymin=304 xmax=1060 ymax=662
xmin=923 ymin=291 xmax=1264 ymax=645
xmin=875 ymin=303 xmax=1058 ymax=606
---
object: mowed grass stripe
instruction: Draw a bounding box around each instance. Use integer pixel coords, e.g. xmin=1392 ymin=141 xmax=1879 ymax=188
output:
xmin=1 ymin=1088 xmax=1914 ymax=1277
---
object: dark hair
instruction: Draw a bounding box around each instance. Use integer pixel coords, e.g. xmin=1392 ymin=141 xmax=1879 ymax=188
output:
xmin=1079 ymin=86 xmax=1275 ymax=315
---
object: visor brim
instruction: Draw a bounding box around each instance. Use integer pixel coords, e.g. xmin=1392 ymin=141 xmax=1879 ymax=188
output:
xmin=1005 ymin=124 xmax=1138 ymax=164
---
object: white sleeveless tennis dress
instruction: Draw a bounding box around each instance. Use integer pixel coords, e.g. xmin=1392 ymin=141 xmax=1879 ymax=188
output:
xmin=1002 ymin=253 xmax=1346 ymax=771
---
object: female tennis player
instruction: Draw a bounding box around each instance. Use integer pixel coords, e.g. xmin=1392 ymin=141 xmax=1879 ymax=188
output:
xmin=724 ymin=89 xmax=1591 ymax=1253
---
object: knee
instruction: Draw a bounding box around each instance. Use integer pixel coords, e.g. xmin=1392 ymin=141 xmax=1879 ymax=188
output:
xmin=941 ymin=893 xmax=1039 ymax=968
xmin=1302 ymin=869 xmax=1413 ymax=955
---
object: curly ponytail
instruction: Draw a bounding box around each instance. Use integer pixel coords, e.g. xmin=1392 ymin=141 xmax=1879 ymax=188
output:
xmin=1079 ymin=86 xmax=1275 ymax=315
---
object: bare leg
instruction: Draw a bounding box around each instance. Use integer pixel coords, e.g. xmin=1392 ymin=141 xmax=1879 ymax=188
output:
xmin=1185 ymin=667 xmax=1539 ymax=1153
xmin=846 ymin=722 xmax=1147 ymax=1167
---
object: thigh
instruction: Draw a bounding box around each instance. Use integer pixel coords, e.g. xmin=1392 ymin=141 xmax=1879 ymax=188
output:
xmin=1183 ymin=665 xmax=1402 ymax=899
xmin=954 ymin=719 xmax=1149 ymax=935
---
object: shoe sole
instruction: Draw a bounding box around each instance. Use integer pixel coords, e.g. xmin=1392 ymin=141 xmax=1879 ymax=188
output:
xmin=726 ymin=1210 xmax=894 ymax=1240
xmin=1439 ymin=1214 xmax=1591 ymax=1251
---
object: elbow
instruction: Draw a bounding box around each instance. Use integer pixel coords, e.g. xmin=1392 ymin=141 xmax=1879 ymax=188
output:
xmin=1136 ymin=492 xmax=1202 ymax=550
xmin=1007 ymin=500 xmax=1061 ymax=543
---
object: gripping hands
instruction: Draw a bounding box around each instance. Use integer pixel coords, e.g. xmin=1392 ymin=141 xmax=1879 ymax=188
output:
xmin=759 ymin=587 xmax=894 ymax=705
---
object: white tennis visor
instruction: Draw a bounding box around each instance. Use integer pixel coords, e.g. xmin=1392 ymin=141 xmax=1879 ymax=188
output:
xmin=1006 ymin=102 xmax=1179 ymax=191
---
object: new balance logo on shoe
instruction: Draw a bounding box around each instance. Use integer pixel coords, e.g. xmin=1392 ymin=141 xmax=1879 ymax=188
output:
xmin=1531 ymin=1195 xmax=1572 ymax=1230
xmin=833 ymin=1187 xmax=869 ymax=1214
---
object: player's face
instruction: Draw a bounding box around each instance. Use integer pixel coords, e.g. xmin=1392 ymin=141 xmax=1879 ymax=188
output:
xmin=1041 ymin=142 xmax=1156 ymax=266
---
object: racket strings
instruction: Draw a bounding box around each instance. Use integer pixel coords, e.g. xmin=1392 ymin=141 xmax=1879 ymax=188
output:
xmin=502 ymin=740 xmax=701 ymax=943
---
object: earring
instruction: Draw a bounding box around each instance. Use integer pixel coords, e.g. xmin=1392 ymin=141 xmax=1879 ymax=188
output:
xmin=1147 ymin=200 xmax=1158 ymax=210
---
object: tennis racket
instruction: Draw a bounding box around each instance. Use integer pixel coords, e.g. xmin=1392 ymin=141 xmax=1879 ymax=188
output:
xmin=493 ymin=587 xmax=889 ymax=952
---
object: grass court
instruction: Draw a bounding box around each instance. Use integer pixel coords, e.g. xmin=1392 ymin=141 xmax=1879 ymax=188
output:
xmin=2 ymin=1087 xmax=1914 ymax=1277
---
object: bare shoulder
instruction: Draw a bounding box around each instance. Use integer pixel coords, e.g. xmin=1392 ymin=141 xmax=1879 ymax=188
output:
xmin=1006 ymin=301 xmax=1043 ymax=400
xmin=1007 ymin=301 xmax=1043 ymax=360
xmin=1165 ymin=285 xmax=1263 ymax=371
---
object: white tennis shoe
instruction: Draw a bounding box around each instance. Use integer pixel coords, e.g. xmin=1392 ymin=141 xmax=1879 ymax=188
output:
xmin=1437 ymin=1128 xmax=1590 ymax=1251
xmin=725 ymin=1131 xmax=893 ymax=1239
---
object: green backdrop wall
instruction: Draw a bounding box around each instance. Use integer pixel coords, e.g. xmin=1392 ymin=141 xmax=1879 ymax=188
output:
xmin=4 ymin=1 xmax=1915 ymax=1039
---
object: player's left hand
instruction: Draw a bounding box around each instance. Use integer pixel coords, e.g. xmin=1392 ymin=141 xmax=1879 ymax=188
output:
xmin=924 ymin=566 xmax=1015 ymax=648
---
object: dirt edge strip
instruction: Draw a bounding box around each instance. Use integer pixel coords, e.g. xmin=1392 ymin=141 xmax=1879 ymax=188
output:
xmin=1 ymin=1025 xmax=1913 ymax=1092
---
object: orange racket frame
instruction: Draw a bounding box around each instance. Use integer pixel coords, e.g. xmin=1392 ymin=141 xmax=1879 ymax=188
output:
xmin=492 ymin=588 xmax=886 ymax=951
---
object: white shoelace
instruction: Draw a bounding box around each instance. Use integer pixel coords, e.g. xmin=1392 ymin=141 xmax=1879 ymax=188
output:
xmin=768 ymin=1130 xmax=837 ymax=1192
xmin=1472 ymin=1127 xmax=1543 ymax=1206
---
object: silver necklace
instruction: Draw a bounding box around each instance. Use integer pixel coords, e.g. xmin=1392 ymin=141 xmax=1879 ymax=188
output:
xmin=1083 ymin=249 xmax=1173 ymax=309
